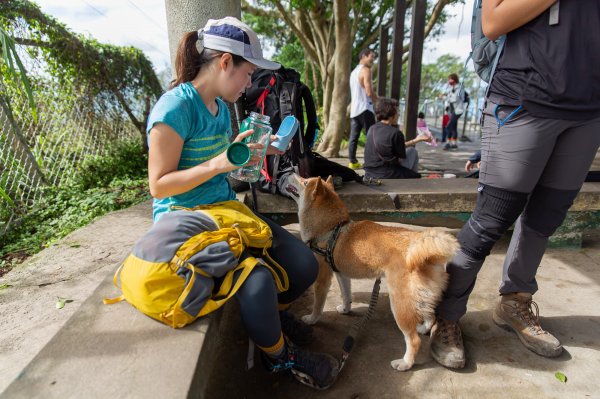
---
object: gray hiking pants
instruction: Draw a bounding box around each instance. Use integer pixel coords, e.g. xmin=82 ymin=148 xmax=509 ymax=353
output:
xmin=437 ymin=100 xmax=600 ymax=322
xmin=401 ymin=146 xmax=419 ymax=173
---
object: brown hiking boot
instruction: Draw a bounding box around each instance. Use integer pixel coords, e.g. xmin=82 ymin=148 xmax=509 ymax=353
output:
xmin=492 ymin=293 xmax=563 ymax=358
xmin=430 ymin=318 xmax=466 ymax=369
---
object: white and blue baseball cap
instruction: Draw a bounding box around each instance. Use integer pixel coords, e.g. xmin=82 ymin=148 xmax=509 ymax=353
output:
xmin=199 ymin=16 xmax=280 ymax=70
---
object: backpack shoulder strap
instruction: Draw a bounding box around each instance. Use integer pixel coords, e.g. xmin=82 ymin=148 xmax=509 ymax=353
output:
xmin=484 ymin=35 xmax=506 ymax=97
xmin=280 ymin=81 xmax=297 ymax=118
xmin=298 ymin=84 xmax=318 ymax=148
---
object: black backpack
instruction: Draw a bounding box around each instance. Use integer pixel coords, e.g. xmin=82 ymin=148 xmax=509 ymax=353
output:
xmin=240 ymin=66 xmax=360 ymax=198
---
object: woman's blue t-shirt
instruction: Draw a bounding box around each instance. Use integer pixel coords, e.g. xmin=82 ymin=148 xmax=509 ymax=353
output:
xmin=147 ymin=82 xmax=235 ymax=222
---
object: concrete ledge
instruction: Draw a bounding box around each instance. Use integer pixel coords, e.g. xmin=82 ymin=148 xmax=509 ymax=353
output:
xmin=0 ymin=264 xmax=238 ymax=399
xmin=242 ymin=179 xmax=600 ymax=246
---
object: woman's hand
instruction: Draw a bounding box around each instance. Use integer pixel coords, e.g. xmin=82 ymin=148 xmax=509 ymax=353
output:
xmin=266 ymin=135 xmax=285 ymax=155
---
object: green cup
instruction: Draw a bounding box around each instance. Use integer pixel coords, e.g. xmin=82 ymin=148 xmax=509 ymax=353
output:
xmin=226 ymin=142 xmax=251 ymax=166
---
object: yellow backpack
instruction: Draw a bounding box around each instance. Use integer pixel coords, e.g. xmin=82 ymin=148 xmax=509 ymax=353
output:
xmin=104 ymin=200 xmax=288 ymax=328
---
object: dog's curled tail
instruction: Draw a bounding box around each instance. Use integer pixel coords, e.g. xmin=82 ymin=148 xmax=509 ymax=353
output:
xmin=405 ymin=229 xmax=458 ymax=272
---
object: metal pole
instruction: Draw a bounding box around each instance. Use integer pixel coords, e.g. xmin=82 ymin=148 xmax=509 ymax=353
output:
xmin=403 ymin=0 xmax=426 ymax=141
xmin=390 ymin=0 xmax=406 ymax=100
xmin=377 ymin=27 xmax=389 ymax=97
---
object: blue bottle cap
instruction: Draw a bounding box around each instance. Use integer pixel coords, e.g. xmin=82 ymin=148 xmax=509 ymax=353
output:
xmin=271 ymin=116 xmax=299 ymax=151
xmin=226 ymin=142 xmax=251 ymax=166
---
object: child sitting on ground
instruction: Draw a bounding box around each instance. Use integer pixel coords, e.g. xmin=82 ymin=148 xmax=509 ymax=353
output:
xmin=417 ymin=112 xmax=437 ymax=146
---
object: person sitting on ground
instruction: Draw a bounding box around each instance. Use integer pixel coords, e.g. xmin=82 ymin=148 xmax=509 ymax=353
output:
xmin=363 ymin=98 xmax=431 ymax=179
xmin=146 ymin=16 xmax=338 ymax=389
xmin=417 ymin=111 xmax=437 ymax=146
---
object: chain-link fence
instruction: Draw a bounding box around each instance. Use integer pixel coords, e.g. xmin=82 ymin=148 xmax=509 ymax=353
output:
xmin=0 ymin=91 xmax=139 ymax=235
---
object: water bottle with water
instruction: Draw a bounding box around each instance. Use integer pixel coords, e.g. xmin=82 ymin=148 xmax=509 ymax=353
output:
xmin=229 ymin=112 xmax=272 ymax=182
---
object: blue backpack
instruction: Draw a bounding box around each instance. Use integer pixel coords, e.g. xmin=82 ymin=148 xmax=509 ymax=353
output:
xmin=470 ymin=0 xmax=505 ymax=86
xmin=470 ymin=0 xmax=560 ymax=90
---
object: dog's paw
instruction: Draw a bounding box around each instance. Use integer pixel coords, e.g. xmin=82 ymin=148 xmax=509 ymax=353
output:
xmin=417 ymin=318 xmax=434 ymax=335
xmin=390 ymin=358 xmax=413 ymax=371
xmin=336 ymin=304 xmax=351 ymax=314
xmin=301 ymin=314 xmax=320 ymax=325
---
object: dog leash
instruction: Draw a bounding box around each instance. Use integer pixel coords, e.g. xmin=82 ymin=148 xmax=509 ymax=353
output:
xmin=336 ymin=277 xmax=382 ymax=375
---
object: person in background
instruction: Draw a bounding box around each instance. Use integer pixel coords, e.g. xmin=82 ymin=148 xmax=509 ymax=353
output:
xmin=348 ymin=48 xmax=377 ymax=170
xmin=146 ymin=16 xmax=338 ymax=389
xmin=443 ymin=74 xmax=465 ymax=150
xmin=465 ymin=150 xmax=481 ymax=178
xmin=431 ymin=0 xmax=600 ymax=370
xmin=417 ymin=111 xmax=437 ymax=146
xmin=363 ymin=98 xmax=431 ymax=179
xmin=441 ymin=106 xmax=450 ymax=143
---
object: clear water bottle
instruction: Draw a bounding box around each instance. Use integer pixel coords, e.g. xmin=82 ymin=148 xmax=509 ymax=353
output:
xmin=229 ymin=112 xmax=272 ymax=182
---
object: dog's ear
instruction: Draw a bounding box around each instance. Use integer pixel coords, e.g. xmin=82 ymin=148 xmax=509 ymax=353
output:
xmin=325 ymin=175 xmax=334 ymax=189
xmin=311 ymin=178 xmax=323 ymax=200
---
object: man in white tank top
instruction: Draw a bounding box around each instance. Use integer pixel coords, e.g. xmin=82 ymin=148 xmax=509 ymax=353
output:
xmin=348 ymin=49 xmax=377 ymax=169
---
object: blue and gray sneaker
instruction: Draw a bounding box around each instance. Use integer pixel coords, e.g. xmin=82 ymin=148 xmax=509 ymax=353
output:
xmin=262 ymin=342 xmax=339 ymax=390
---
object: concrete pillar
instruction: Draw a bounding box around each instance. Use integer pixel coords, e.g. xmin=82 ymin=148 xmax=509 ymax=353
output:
xmin=164 ymin=0 xmax=241 ymax=72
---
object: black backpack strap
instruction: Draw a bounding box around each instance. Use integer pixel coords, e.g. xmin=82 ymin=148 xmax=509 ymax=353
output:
xmin=298 ymin=84 xmax=318 ymax=149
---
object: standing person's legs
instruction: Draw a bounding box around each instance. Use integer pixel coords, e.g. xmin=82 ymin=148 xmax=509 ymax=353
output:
xmin=499 ymin=116 xmax=600 ymax=295
xmin=444 ymin=113 xmax=460 ymax=149
xmin=490 ymin=116 xmax=600 ymax=358
xmin=363 ymin=110 xmax=375 ymax=137
xmin=348 ymin=114 xmax=364 ymax=165
xmin=432 ymin=101 xmax=569 ymax=368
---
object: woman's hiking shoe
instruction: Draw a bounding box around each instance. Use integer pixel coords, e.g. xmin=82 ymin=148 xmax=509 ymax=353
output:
xmin=492 ymin=292 xmax=563 ymax=357
xmin=262 ymin=343 xmax=339 ymax=390
xmin=430 ymin=317 xmax=466 ymax=369
xmin=280 ymin=311 xmax=313 ymax=346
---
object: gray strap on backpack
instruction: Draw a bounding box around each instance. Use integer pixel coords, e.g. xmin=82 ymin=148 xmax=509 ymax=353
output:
xmin=484 ymin=35 xmax=505 ymax=98
xmin=549 ymin=0 xmax=560 ymax=25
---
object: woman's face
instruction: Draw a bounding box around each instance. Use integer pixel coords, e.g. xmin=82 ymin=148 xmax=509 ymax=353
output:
xmin=218 ymin=54 xmax=256 ymax=102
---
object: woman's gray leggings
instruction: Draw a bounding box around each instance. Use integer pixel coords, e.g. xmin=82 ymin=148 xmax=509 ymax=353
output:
xmin=437 ymin=100 xmax=600 ymax=321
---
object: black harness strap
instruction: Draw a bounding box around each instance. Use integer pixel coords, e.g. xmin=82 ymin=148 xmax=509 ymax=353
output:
xmin=306 ymin=221 xmax=349 ymax=273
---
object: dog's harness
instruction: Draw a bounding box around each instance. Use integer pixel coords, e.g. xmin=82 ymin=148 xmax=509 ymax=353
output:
xmin=306 ymin=221 xmax=349 ymax=273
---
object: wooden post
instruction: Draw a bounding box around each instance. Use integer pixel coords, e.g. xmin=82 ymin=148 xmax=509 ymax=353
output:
xmin=377 ymin=27 xmax=389 ymax=97
xmin=403 ymin=0 xmax=426 ymax=140
xmin=390 ymin=0 xmax=406 ymax=100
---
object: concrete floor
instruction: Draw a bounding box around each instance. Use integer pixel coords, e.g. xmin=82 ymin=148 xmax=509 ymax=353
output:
xmin=205 ymin=231 xmax=600 ymax=399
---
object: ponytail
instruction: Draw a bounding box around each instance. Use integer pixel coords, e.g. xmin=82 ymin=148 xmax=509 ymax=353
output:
xmin=170 ymin=31 xmax=250 ymax=90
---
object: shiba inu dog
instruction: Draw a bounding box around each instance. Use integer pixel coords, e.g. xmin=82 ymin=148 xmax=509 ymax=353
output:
xmin=286 ymin=174 xmax=458 ymax=371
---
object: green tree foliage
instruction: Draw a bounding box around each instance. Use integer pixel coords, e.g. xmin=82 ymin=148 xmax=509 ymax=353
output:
xmin=0 ymin=0 xmax=162 ymax=138
xmin=420 ymin=54 xmax=476 ymax=100
xmin=243 ymin=0 xmax=465 ymax=156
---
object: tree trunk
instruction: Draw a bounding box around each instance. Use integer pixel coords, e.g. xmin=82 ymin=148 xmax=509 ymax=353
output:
xmin=321 ymin=67 xmax=334 ymax=131
xmin=316 ymin=0 xmax=351 ymax=157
